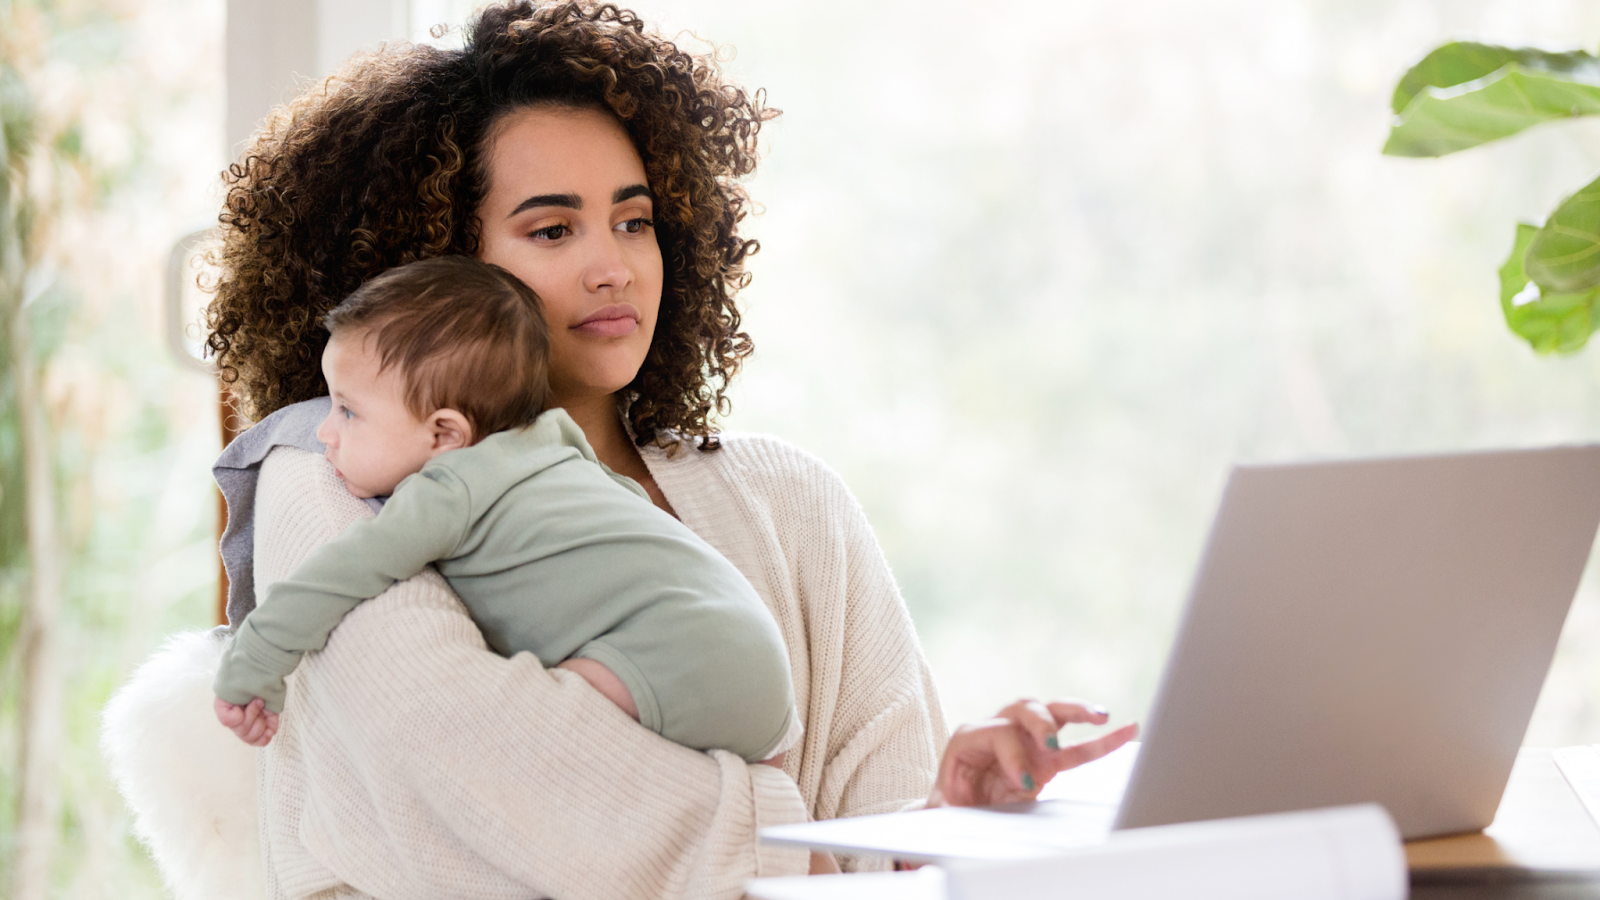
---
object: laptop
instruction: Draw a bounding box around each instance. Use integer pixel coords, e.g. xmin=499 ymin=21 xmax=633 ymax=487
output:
xmin=762 ymin=446 xmax=1600 ymax=862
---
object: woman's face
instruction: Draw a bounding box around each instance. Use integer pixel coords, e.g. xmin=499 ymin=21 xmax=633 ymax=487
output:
xmin=476 ymin=105 xmax=663 ymax=408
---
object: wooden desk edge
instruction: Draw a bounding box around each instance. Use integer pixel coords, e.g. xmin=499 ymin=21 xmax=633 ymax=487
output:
xmin=1405 ymin=748 xmax=1600 ymax=875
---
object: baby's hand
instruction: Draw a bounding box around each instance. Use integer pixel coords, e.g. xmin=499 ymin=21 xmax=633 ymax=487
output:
xmin=214 ymin=696 xmax=279 ymax=747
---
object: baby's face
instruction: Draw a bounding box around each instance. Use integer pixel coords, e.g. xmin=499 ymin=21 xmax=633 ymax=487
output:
xmin=316 ymin=331 xmax=438 ymax=499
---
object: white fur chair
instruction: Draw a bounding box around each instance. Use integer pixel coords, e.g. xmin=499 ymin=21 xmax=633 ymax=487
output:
xmin=101 ymin=630 xmax=264 ymax=900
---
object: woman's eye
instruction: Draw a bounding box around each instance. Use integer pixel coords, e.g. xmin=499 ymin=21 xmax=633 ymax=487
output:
xmin=618 ymin=217 xmax=654 ymax=235
xmin=530 ymin=224 xmax=570 ymax=241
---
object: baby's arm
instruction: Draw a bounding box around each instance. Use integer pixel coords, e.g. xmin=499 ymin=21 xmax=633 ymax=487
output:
xmin=213 ymin=467 xmax=472 ymax=742
xmin=555 ymin=657 xmax=638 ymax=719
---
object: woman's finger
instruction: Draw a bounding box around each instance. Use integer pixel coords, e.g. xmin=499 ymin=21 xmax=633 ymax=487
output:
xmin=994 ymin=698 xmax=1117 ymax=754
xmin=983 ymin=721 xmax=1042 ymax=796
xmin=1050 ymin=722 xmax=1139 ymax=771
xmin=997 ymin=699 xmax=1059 ymax=751
xmin=1044 ymin=699 xmax=1111 ymax=727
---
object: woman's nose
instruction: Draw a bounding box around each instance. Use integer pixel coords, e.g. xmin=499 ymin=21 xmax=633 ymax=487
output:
xmin=582 ymin=235 xmax=633 ymax=293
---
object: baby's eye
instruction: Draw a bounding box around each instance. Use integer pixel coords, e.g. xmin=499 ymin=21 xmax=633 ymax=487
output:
xmin=340 ymin=406 xmax=354 ymax=420
xmin=617 ymin=217 xmax=654 ymax=235
xmin=530 ymin=224 xmax=570 ymax=241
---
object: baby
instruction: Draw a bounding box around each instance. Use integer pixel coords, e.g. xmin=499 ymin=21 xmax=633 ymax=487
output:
xmin=213 ymin=256 xmax=798 ymax=764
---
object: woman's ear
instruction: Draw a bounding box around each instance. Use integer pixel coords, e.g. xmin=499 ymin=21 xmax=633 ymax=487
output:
xmin=429 ymin=409 xmax=473 ymax=454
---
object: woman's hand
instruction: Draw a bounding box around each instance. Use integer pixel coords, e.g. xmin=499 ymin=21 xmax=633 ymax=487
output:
xmin=927 ymin=699 xmax=1137 ymax=808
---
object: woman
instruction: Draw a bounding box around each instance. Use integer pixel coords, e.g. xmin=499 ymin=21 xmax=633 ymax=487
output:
xmin=194 ymin=2 xmax=1134 ymax=896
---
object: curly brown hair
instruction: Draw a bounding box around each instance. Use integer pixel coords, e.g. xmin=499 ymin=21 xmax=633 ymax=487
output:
xmin=204 ymin=1 xmax=776 ymax=448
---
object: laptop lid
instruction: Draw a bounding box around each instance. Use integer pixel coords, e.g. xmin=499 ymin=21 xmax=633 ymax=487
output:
xmin=758 ymin=445 xmax=1600 ymax=860
xmin=1114 ymin=445 xmax=1600 ymax=838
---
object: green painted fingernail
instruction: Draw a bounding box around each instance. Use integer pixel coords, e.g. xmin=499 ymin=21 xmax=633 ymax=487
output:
xmin=1021 ymin=773 xmax=1036 ymax=791
xmin=1046 ymin=734 xmax=1060 ymax=750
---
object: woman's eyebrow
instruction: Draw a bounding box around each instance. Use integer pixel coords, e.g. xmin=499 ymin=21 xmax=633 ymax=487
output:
xmin=613 ymin=184 xmax=651 ymax=204
xmin=507 ymin=193 xmax=582 ymax=218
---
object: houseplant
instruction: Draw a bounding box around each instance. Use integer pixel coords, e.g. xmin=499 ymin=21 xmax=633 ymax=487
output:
xmin=1385 ymin=42 xmax=1600 ymax=352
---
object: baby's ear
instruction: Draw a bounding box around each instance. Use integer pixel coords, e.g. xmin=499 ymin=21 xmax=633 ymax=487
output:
xmin=429 ymin=409 xmax=473 ymax=454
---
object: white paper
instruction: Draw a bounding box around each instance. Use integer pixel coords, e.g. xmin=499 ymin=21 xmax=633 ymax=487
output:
xmin=760 ymin=801 xmax=1118 ymax=863
xmin=746 ymin=868 xmax=945 ymax=900
xmin=943 ymin=804 xmax=1405 ymax=900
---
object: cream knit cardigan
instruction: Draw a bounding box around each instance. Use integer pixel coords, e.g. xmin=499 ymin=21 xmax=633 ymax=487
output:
xmin=105 ymin=431 xmax=946 ymax=900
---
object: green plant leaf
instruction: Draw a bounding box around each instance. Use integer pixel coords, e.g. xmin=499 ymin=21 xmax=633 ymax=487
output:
xmin=1500 ymin=221 xmax=1600 ymax=353
xmin=1390 ymin=42 xmax=1600 ymax=113
xmin=1383 ymin=42 xmax=1600 ymax=157
xmin=1526 ymin=171 xmax=1600 ymax=293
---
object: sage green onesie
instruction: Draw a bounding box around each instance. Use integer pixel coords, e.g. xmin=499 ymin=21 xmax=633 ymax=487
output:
xmin=214 ymin=409 xmax=797 ymax=763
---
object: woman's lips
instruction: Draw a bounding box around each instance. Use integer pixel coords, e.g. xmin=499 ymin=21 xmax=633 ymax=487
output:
xmin=573 ymin=303 xmax=641 ymax=338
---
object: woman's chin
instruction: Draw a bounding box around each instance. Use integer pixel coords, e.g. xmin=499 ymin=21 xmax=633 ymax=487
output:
xmin=552 ymin=335 xmax=652 ymax=389
xmin=551 ymin=366 xmax=651 ymax=405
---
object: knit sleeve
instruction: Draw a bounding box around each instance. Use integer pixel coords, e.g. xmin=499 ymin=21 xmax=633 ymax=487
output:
xmin=770 ymin=446 xmax=949 ymax=823
xmin=252 ymin=446 xmax=810 ymax=900
xmin=649 ymin=436 xmax=950 ymax=873
xmin=215 ymin=468 xmax=471 ymax=712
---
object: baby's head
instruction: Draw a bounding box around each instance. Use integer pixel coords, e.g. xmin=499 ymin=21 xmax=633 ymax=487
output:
xmin=315 ymin=256 xmax=549 ymax=498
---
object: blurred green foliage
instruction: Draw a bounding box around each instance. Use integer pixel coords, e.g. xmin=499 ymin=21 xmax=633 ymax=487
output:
xmin=1 ymin=57 xmax=32 ymax=577
xmin=1 ymin=0 xmax=220 ymax=895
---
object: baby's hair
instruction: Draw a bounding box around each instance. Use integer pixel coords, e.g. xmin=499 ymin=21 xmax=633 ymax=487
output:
xmin=323 ymin=256 xmax=549 ymax=443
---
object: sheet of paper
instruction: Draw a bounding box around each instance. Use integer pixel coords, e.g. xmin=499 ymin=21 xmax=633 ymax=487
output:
xmin=759 ymin=743 xmax=1140 ymax=864
xmin=1038 ymin=740 xmax=1140 ymax=805
xmin=759 ymin=801 xmax=1117 ymax=863
xmin=943 ymin=804 xmax=1405 ymax=900
xmin=745 ymin=869 xmax=945 ymax=900
xmin=752 ymin=805 xmax=1404 ymax=900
